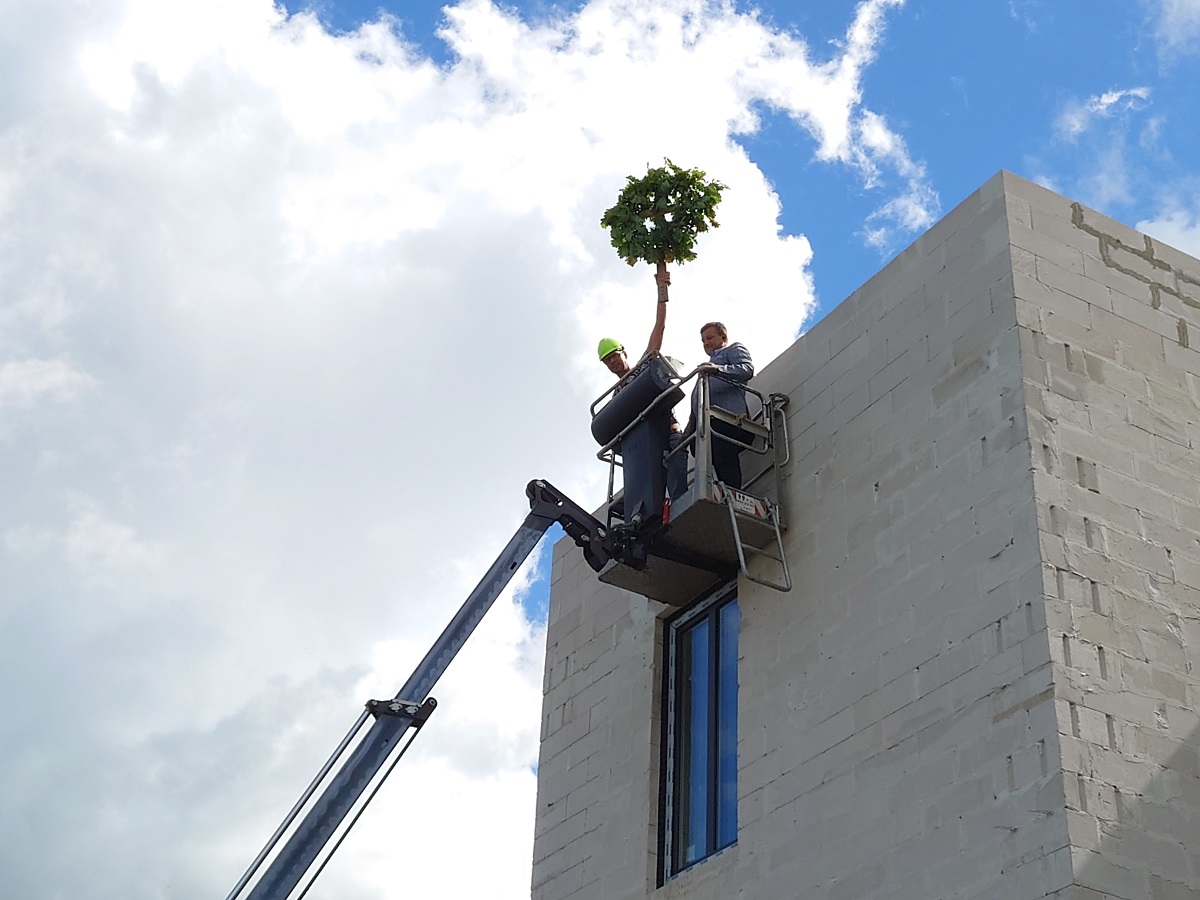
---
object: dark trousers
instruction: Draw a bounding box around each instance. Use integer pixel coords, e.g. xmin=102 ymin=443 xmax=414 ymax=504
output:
xmin=666 ymin=430 xmax=687 ymax=500
xmin=710 ymin=420 xmax=752 ymax=489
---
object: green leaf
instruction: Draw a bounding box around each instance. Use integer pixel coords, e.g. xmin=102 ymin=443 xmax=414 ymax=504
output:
xmin=599 ymin=159 xmax=726 ymax=270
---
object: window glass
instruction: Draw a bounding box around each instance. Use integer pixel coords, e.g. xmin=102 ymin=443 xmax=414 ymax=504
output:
xmin=679 ymin=617 xmax=710 ymax=865
xmin=664 ymin=586 xmax=738 ymax=878
xmin=716 ymin=600 xmax=740 ymax=848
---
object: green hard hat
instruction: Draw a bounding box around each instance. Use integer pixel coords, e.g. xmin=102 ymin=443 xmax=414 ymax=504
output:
xmin=597 ymin=337 xmax=623 ymax=360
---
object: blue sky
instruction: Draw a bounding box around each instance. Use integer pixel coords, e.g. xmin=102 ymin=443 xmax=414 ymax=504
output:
xmin=293 ymin=0 xmax=1200 ymax=629
xmin=2 ymin=1 xmax=1199 ymax=898
xmin=296 ymin=0 xmax=1200 ymax=314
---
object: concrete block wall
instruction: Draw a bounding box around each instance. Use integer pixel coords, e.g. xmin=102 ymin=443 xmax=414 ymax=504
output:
xmin=531 ymin=172 xmax=1200 ymax=900
xmin=723 ymin=172 xmax=1066 ymax=900
xmin=535 ymin=518 xmax=665 ymax=897
xmin=1009 ymin=173 xmax=1200 ymax=900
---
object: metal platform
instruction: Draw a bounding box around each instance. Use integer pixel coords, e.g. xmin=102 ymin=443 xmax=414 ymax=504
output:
xmin=597 ymin=554 xmax=725 ymax=607
xmin=597 ymin=481 xmax=784 ymax=606
xmin=592 ymin=357 xmax=792 ymax=607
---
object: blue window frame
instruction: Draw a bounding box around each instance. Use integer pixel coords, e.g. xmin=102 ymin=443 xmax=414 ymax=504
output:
xmin=662 ymin=584 xmax=739 ymax=877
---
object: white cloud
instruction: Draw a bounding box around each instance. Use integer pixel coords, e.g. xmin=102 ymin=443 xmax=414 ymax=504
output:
xmin=856 ymin=109 xmax=936 ymax=247
xmin=1077 ymin=140 xmax=1138 ymax=210
xmin=64 ymin=501 xmax=167 ymax=579
xmin=730 ymin=0 xmax=937 ymax=243
xmin=1044 ymin=86 xmax=1155 ymax=211
xmin=1054 ymin=86 xmax=1151 ymax=141
xmin=0 ymin=358 xmax=97 ymax=410
xmin=1151 ymin=0 xmax=1200 ymax=58
xmin=1139 ymin=206 xmax=1200 ymax=257
xmin=0 ymin=360 xmax=96 ymax=412
xmin=1008 ymin=0 xmax=1045 ymax=32
xmin=0 ymin=0 xmax=920 ymax=897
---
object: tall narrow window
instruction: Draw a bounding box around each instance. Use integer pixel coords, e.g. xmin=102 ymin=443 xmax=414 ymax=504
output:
xmin=663 ymin=584 xmax=739 ymax=877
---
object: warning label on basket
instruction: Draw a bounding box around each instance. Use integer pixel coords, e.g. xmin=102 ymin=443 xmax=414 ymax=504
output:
xmin=725 ymin=487 xmax=761 ymax=517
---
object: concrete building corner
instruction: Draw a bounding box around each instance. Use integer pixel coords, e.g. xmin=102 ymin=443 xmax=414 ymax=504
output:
xmin=532 ymin=171 xmax=1200 ymax=900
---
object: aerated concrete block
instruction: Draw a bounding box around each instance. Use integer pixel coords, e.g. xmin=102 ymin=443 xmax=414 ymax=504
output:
xmin=531 ymin=172 xmax=1200 ymax=900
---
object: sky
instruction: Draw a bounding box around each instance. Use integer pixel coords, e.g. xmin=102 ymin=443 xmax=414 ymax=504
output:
xmin=1 ymin=1 xmax=1199 ymax=898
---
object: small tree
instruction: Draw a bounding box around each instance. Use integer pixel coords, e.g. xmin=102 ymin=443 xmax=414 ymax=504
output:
xmin=600 ymin=159 xmax=726 ymax=303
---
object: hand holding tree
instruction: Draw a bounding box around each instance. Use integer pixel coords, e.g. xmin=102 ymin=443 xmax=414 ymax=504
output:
xmin=600 ymin=159 xmax=725 ymax=304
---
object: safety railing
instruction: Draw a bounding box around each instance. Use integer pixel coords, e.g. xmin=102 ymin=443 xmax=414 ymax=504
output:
xmin=591 ymin=355 xmax=788 ymax=511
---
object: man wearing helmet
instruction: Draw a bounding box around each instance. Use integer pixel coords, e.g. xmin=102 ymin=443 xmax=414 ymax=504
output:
xmin=596 ymin=271 xmax=687 ymax=499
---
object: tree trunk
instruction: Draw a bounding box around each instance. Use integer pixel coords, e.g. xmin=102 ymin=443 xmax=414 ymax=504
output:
xmin=655 ymin=258 xmax=669 ymax=303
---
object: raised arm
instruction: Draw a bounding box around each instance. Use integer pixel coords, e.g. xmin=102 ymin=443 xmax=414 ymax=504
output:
xmin=642 ymin=269 xmax=671 ymax=357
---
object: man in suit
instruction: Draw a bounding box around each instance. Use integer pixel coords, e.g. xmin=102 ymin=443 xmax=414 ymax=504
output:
xmin=685 ymin=321 xmax=754 ymax=489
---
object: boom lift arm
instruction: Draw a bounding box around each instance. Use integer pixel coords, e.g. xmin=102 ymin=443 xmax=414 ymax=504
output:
xmin=230 ymin=480 xmax=618 ymax=900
